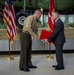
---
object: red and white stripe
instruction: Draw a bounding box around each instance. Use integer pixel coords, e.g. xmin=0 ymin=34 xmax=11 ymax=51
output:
xmin=3 ymin=1 xmax=17 ymax=44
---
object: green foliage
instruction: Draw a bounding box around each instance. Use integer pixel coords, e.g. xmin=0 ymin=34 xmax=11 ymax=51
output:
xmin=69 ymin=22 xmax=74 ymax=27
xmin=0 ymin=23 xmax=7 ymax=29
xmin=37 ymin=22 xmax=48 ymax=28
xmin=64 ymin=22 xmax=74 ymax=28
xmin=17 ymin=26 xmax=22 ymax=35
xmin=1 ymin=0 xmax=74 ymax=12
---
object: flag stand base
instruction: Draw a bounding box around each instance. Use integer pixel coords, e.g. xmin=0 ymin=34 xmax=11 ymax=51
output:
xmin=5 ymin=56 xmax=14 ymax=61
xmin=46 ymin=55 xmax=54 ymax=60
xmin=5 ymin=39 xmax=14 ymax=61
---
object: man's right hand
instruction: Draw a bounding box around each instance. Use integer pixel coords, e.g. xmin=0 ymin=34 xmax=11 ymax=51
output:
xmin=41 ymin=39 xmax=48 ymax=43
xmin=44 ymin=39 xmax=48 ymax=42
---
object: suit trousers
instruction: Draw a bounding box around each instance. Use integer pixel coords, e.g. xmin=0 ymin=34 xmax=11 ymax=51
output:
xmin=19 ymin=32 xmax=32 ymax=69
xmin=55 ymin=44 xmax=64 ymax=67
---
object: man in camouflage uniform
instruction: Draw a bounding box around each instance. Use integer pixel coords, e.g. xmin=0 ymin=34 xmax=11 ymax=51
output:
xmin=19 ymin=9 xmax=42 ymax=72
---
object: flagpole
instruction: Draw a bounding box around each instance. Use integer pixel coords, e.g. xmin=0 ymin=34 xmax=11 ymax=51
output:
xmin=46 ymin=43 xmax=54 ymax=60
xmin=3 ymin=0 xmax=16 ymax=61
xmin=46 ymin=0 xmax=54 ymax=60
xmin=5 ymin=39 xmax=14 ymax=61
xmin=4 ymin=0 xmax=14 ymax=61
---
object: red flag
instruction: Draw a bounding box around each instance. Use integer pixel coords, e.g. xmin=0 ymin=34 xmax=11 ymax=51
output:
xmin=3 ymin=0 xmax=17 ymax=44
xmin=40 ymin=0 xmax=55 ymax=44
xmin=40 ymin=30 xmax=52 ymax=40
xmin=48 ymin=0 xmax=54 ymax=32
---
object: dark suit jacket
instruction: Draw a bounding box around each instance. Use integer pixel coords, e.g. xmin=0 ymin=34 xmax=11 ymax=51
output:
xmin=48 ymin=18 xmax=66 ymax=45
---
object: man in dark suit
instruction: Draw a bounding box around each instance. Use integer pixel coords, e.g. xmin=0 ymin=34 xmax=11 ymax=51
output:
xmin=44 ymin=11 xmax=66 ymax=70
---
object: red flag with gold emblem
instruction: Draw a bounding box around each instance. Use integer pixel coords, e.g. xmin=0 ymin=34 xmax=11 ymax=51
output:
xmin=40 ymin=0 xmax=55 ymax=41
xmin=48 ymin=0 xmax=54 ymax=32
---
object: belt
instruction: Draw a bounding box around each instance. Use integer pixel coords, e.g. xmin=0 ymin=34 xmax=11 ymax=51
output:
xmin=23 ymin=31 xmax=30 ymax=34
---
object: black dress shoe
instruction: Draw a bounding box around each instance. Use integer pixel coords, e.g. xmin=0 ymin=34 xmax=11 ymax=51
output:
xmin=24 ymin=68 xmax=30 ymax=72
xmin=55 ymin=66 xmax=64 ymax=70
xmin=28 ymin=65 xmax=37 ymax=69
xmin=52 ymin=65 xmax=58 ymax=68
xmin=20 ymin=68 xmax=30 ymax=72
xmin=20 ymin=68 xmax=24 ymax=71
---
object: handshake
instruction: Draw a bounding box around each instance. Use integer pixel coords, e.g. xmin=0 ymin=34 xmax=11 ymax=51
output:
xmin=41 ymin=39 xmax=48 ymax=43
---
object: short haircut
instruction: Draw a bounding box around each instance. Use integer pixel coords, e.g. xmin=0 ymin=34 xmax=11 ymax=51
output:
xmin=53 ymin=11 xmax=59 ymax=16
xmin=34 ymin=9 xmax=43 ymax=14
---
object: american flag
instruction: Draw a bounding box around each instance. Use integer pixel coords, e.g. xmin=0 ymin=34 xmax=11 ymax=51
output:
xmin=3 ymin=0 xmax=17 ymax=44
